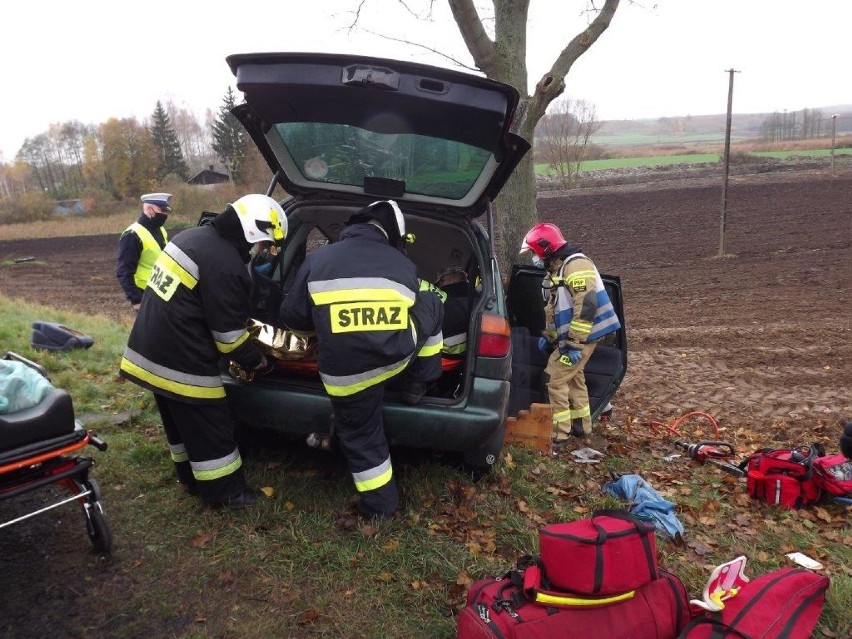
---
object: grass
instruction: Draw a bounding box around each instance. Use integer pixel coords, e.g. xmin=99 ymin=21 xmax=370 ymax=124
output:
xmin=1 ymin=296 xmax=849 ymax=637
xmin=534 ymin=147 xmax=852 ymax=175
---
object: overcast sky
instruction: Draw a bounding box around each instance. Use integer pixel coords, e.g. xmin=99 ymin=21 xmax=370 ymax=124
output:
xmin=2 ymin=0 xmax=849 ymax=160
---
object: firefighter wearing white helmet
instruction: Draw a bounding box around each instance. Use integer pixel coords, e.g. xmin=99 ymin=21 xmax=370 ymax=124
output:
xmin=279 ymin=199 xmax=444 ymax=519
xmin=520 ymin=222 xmax=620 ymax=451
xmin=120 ymin=194 xmax=288 ymax=509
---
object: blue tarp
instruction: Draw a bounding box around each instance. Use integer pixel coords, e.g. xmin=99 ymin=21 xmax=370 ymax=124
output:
xmin=603 ymin=473 xmax=685 ymax=540
xmin=0 ymin=360 xmax=53 ymax=414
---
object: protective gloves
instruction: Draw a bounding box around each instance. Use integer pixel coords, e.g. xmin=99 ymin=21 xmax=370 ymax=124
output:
xmin=559 ymin=349 xmax=583 ymax=366
xmin=254 ymin=355 xmax=276 ymax=376
xmin=537 ymin=336 xmax=553 ymax=354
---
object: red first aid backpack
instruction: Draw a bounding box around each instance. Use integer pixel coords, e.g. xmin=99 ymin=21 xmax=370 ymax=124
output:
xmin=677 ymin=567 xmax=829 ymax=639
xmin=740 ymin=444 xmax=823 ymax=509
xmin=538 ymin=511 xmax=658 ymax=595
xmin=811 ymin=453 xmax=852 ymax=497
xmin=455 ymin=558 xmax=690 ymax=639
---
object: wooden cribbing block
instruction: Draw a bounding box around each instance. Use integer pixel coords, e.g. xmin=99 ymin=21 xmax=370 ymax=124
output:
xmin=504 ymin=403 xmax=553 ymax=453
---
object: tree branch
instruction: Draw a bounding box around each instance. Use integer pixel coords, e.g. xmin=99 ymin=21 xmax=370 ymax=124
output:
xmin=525 ymin=0 xmax=620 ymax=128
xmin=360 ymin=28 xmax=479 ymax=71
xmin=447 ymin=0 xmax=498 ymax=75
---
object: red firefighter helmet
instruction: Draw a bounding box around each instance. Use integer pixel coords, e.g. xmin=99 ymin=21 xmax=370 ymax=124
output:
xmin=519 ymin=223 xmax=567 ymax=259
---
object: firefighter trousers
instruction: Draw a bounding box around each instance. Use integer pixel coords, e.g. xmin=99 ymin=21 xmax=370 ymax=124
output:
xmin=545 ymin=341 xmax=599 ymax=440
xmin=153 ymin=393 xmax=248 ymax=505
xmin=330 ymin=384 xmax=399 ymax=517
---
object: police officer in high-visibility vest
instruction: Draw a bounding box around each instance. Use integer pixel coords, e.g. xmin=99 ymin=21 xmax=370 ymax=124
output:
xmin=519 ymin=222 xmax=621 ymax=450
xmin=116 ymin=193 xmax=172 ymax=312
xmin=120 ymin=194 xmax=287 ymax=508
xmin=279 ymin=200 xmax=444 ymax=518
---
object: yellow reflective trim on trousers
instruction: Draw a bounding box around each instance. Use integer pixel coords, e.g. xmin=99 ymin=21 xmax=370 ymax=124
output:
xmin=120 ymin=358 xmax=225 ymax=400
xmin=310 ymin=288 xmax=414 ymax=306
xmin=322 ymin=360 xmax=410 ymax=397
xmin=354 ymin=465 xmax=393 ymax=492
xmin=535 ymin=590 xmax=635 ymax=607
xmin=193 ymin=455 xmax=243 ymax=481
xmin=570 ymin=320 xmax=592 ymax=334
xmin=442 ymin=343 xmax=467 ymax=355
xmin=170 ymin=450 xmax=189 ymax=463
xmin=571 ymin=405 xmax=591 ymax=419
xmin=418 ymin=341 xmax=443 ymax=357
xmin=215 ymin=330 xmax=250 ymax=354
xmin=553 ymin=409 xmax=572 ymax=424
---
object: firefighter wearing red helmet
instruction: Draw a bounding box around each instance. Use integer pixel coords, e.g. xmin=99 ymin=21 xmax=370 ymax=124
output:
xmin=520 ymin=222 xmax=621 ymax=449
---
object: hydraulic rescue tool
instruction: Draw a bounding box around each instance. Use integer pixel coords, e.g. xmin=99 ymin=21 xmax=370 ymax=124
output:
xmin=674 ymin=440 xmax=744 ymax=477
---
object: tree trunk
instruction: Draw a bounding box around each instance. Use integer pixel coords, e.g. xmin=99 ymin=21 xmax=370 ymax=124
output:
xmin=448 ymin=0 xmax=620 ymax=270
xmin=494 ymin=135 xmax=536 ymax=276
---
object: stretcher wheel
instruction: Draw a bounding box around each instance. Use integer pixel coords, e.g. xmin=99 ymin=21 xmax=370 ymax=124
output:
xmin=85 ymin=504 xmax=112 ymax=553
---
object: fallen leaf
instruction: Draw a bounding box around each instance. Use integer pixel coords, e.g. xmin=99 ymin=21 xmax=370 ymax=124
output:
xmin=190 ymin=531 xmax=215 ymax=548
xmin=297 ymin=609 xmax=320 ymax=625
xmin=573 ymin=506 xmax=590 ymax=514
xmin=814 ymin=507 xmax=832 ymax=523
xmin=195 ymin=613 xmax=206 ymax=623
xmin=734 ymin=514 xmax=751 ymax=526
xmin=217 ymin=570 xmax=234 ymax=585
xmin=377 ymin=571 xmax=394 ymax=583
xmin=456 ymin=570 xmax=473 ymax=586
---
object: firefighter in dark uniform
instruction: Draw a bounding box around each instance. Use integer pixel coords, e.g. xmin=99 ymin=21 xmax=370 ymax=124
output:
xmin=433 ymin=265 xmax=474 ymax=359
xmin=279 ymin=200 xmax=444 ymax=518
xmin=120 ymin=194 xmax=287 ymax=508
xmin=116 ymin=193 xmax=171 ymax=312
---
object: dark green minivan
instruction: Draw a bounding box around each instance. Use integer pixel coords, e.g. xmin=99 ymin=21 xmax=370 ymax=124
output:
xmin=221 ymin=52 xmax=626 ymax=470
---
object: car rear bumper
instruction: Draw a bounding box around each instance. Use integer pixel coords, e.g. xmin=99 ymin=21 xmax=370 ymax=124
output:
xmin=223 ymin=375 xmax=509 ymax=453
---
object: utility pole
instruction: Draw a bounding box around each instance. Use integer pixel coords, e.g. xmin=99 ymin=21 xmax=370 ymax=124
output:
xmin=830 ymin=114 xmax=838 ymax=174
xmin=719 ymin=68 xmax=740 ymax=257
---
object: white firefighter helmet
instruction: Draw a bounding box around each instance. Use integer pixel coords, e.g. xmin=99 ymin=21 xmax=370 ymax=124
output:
xmin=231 ymin=194 xmax=288 ymax=244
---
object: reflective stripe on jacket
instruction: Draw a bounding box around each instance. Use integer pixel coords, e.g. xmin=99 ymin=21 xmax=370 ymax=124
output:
xmin=550 ymin=252 xmax=620 ymax=350
xmin=120 ymin=224 xmax=263 ymax=403
xmin=127 ymin=222 xmax=167 ymax=289
xmin=279 ymin=223 xmax=428 ymax=397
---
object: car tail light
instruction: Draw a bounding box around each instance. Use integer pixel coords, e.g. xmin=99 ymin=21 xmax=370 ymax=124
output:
xmin=477 ymin=314 xmax=511 ymax=358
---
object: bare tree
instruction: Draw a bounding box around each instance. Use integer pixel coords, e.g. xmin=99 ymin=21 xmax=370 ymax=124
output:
xmin=353 ymin=0 xmax=621 ymax=268
xmin=536 ymin=96 xmax=601 ymax=188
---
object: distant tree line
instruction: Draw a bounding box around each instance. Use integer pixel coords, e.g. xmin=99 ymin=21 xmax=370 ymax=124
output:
xmin=0 ymin=88 xmax=252 ymax=203
xmin=760 ymin=108 xmax=824 ymax=142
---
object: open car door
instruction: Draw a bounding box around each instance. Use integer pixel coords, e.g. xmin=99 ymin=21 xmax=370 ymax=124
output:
xmin=505 ymin=265 xmax=627 ymax=418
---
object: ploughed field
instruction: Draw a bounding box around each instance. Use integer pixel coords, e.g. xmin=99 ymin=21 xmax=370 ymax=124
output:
xmin=1 ymin=167 xmax=849 ymax=438
xmin=0 ymin=166 xmax=849 ymax=638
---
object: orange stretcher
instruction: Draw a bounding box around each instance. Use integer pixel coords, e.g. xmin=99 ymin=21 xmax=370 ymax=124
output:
xmin=0 ymin=352 xmax=111 ymax=553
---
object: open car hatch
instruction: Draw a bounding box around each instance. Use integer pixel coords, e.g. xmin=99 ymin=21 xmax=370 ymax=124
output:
xmin=227 ymin=52 xmax=530 ymax=215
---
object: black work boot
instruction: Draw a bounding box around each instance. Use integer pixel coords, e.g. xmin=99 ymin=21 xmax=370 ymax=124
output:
xmin=219 ymin=487 xmax=261 ymax=509
xmin=175 ymin=461 xmax=199 ymax=495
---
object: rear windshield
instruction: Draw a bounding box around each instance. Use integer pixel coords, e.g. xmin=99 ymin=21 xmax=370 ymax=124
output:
xmin=274 ymin=122 xmax=492 ymax=200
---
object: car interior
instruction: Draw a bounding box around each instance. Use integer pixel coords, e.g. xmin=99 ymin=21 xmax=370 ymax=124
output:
xmin=247 ymin=202 xmax=488 ymax=402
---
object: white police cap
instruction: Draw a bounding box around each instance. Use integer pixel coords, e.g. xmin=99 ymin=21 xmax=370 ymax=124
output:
xmin=141 ymin=192 xmax=173 ymax=211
